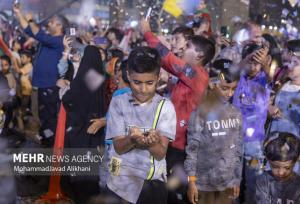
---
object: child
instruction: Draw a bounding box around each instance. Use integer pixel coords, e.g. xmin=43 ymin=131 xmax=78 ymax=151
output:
xmin=141 ymin=18 xmax=214 ymax=203
xmin=105 ymin=46 xmax=176 ymax=204
xmin=232 ymin=43 xmax=271 ymax=203
xmin=12 ymin=50 xmax=33 ymax=131
xmin=256 ymin=132 xmax=300 ymax=203
xmin=268 ymin=39 xmax=300 ymax=175
xmin=140 ymin=18 xmax=214 ymax=167
xmin=185 ymin=59 xmax=243 ymax=204
xmin=18 ymin=50 xmax=33 ymax=108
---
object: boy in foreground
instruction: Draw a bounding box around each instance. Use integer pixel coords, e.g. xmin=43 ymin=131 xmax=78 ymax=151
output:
xmin=105 ymin=46 xmax=176 ymax=204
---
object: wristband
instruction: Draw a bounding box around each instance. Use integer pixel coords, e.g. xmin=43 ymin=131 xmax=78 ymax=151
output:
xmin=188 ymin=176 xmax=197 ymax=182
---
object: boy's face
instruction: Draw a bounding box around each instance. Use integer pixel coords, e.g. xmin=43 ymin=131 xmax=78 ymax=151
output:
xmin=183 ymin=41 xmax=203 ymax=66
xmin=270 ymin=160 xmax=295 ymax=181
xmin=288 ymin=55 xmax=300 ymax=81
xmin=127 ymin=71 xmax=159 ymax=104
xmin=107 ymin=32 xmax=118 ymax=46
xmin=214 ymin=79 xmax=237 ymax=102
xmin=246 ymin=60 xmax=262 ymax=78
xmin=171 ymin=33 xmax=187 ymax=56
xmin=20 ymin=54 xmax=30 ymax=65
xmin=13 ymin=41 xmax=21 ymax=51
xmin=0 ymin=59 xmax=10 ymax=74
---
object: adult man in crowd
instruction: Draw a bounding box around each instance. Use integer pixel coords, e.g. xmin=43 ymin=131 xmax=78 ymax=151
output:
xmin=13 ymin=5 xmax=68 ymax=146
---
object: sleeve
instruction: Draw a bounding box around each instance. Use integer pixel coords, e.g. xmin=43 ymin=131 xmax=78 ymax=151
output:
xmin=256 ymin=174 xmax=271 ymax=204
xmin=105 ymin=97 xmax=126 ymax=140
xmin=24 ymin=26 xmax=35 ymax=38
xmin=57 ymin=58 xmax=69 ymax=78
xmin=24 ymin=25 xmax=63 ymax=48
xmin=184 ymin=110 xmax=204 ymax=176
xmin=144 ymin=31 xmax=209 ymax=93
xmin=156 ymin=100 xmax=176 ymax=141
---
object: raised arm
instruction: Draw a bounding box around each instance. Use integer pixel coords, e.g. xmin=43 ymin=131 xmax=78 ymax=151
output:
xmin=13 ymin=5 xmax=39 ymax=35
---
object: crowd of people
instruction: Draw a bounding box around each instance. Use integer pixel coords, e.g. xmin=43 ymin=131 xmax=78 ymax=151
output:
xmin=0 ymin=2 xmax=300 ymax=204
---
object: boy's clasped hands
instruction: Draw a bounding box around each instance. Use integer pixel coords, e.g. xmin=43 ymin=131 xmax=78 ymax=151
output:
xmin=129 ymin=127 xmax=161 ymax=149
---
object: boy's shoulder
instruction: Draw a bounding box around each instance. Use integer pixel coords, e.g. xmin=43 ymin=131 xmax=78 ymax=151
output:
xmin=257 ymin=171 xmax=274 ymax=182
xmin=111 ymin=92 xmax=174 ymax=109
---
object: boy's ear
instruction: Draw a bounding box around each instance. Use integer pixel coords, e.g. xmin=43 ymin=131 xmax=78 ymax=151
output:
xmin=208 ymin=81 xmax=215 ymax=89
xmin=196 ymin=51 xmax=205 ymax=62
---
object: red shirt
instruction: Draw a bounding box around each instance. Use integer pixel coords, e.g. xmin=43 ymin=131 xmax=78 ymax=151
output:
xmin=144 ymin=32 xmax=209 ymax=150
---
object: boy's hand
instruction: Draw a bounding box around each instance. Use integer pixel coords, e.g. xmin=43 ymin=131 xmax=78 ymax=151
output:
xmin=229 ymin=186 xmax=240 ymax=199
xmin=187 ymin=181 xmax=199 ymax=204
xmin=140 ymin=18 xmax=151 ymax=35
xmin=144 ymin=129 xmax=161 ymax=147
xmin=129 ymin=127 xmax=147 ymax=147
xmin=252 ymin=47 xmax=270 ymax=68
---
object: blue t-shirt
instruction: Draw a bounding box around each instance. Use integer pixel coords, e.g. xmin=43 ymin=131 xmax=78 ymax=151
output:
xmin=24 ymin=26 xmax=64 ymax=88
xmin=112 ymin=87 xmax=131 ymax=97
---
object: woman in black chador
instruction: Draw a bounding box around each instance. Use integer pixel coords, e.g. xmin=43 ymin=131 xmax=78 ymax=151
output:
xmin=63 ymin=45 xmax=107 ymax=148
xmin=62 ymin=45 xmax=107 ymax=203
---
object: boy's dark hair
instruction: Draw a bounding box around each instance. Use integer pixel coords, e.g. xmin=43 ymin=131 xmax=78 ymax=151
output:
xmin=127 ymin=47 xmax=161 ymax=75
xmin=190 ymin=36 xmax=215 ymax=66
xmin=242 ymin=43 xmax=269 ymax=59
xmin=264 ymin=132 xmax=300 ymax=163
xmin=210 ymin=59 xmax=238 ymax=83
xmin=172 ymin=26 xmax=194 ymax=40
xmin=108 ymin=48 xmax=124 ymax=61
xmin=106 ymin=28 xmax=124 ymax=43
xmin=120 ymin=60 xmax=130 ymax=84
xmin=0 ymin=55 xmax=11 ymax=65
xmin=287 ymin=39 xmax=300 ymax=53
xmin=19 ymin=50 xmax=32 ymax=61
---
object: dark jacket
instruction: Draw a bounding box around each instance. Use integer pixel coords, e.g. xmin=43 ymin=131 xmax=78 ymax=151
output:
xmin=256 ymin=171 xmax=300 ymax=204
xmin=62 ymin=45 xmax=107 ymax=148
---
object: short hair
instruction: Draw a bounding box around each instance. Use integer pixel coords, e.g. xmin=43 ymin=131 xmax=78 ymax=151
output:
xmin=108 ymin=48 xmax=124 ymax=61
xmin=172 ymin=26 xmax=194 ymax=40
xmin=190 ymin=36 xmax=215 ymax=66
xmin=54 ymin=15 xmax=69 ymax=33
xmin=127 ymin=47 xmax=161 ymax=75
xmin=287 ymin=39 xmax=300 ymax=52
xmin=106 ymin=28 xmax=124 ymax=43
xmin=19 ymin=50 xmax=32 ymax=61
xmin=0 ymin=55 xmax=11 ymax=65
xmin=264 ymin=132 xmax=300 ymax=163
xmin=210 ymin=59 xmax=238 ymax=83
xmin=242 ymin=43 xmax=264 ymax=59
